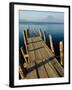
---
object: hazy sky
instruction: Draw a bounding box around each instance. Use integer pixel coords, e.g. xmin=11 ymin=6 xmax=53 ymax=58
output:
xmin=19 ymin=10 xmax=64 ymax=23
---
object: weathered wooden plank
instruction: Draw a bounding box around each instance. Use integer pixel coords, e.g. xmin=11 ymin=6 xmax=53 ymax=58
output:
xmin=28 ymin=51 xmax=36 ymax=62
xmin=26 ymin=70 xmax=37 ymax=79
xmin=21 ymin=36 xmax=64 ymax=78
xmin=44 ymin=43 xmax=64 ymax=77
xmin=32 ymin=41 xmax=43 ymax=60
xmin=44 ymin=43 xmax=54 ymax=57
xmin=32 ymin=36 xmax=42 ymax=42
xmin=34 ymin=49 xmax=42 ymax=60
xmin=43 ymin=59 xmax=59 ymax=77
xmin=27 ymin=36 xmax=42 ymax=44
xmin=39 ymin=47 xmax=59 ymax=77
xmin=33 ymin=41 xmax=43 ymax=49
xmin=26 ymin=62 xmax=35 ymax=68
xmin=36 ymin=60 xmax=48 ymax=78
xmin=27 ymin=39 xmax=36 ymax=62
xmin=50 ymin=59 xmax=64 ymax=77
xmin=34 ymin=43 xmax=51 ymax=78
xmin=27 ymin=37 xmax=43 ymax=62
xmin=27 ymin=43 xmax=34 ymax=51
xmin=28 ymin=39 xmax=48 ymax=78
xmin=27 ymin=38 xmax=32 ymax=44
xmin=43 ymin=61 xmax=59 ymax=77
xmin=26 ymin=63 xmax=37 ymax=79
xmin=48 ymin=62 xmax=59 ymax=76
xmin=39 ymin=47 xmax=49 ymax=60
xmin=32 ymin=41 xmax=48 ymax=78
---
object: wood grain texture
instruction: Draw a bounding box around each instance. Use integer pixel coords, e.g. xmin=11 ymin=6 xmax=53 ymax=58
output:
xmin=20 ymin=36 xmax=64 ymax=79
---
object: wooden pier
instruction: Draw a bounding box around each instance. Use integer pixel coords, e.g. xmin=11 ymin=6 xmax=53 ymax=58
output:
xmin=19 ymin=29 xmax=64 ymax=79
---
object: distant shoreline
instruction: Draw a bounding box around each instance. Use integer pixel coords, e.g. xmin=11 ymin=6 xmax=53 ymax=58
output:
xmin=19 ymin=22 xmax=64 ymax=24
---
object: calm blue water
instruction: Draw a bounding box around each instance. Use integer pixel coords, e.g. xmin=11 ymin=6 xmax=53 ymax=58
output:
xmin=19 ymin=23 xmax=64 ymax=60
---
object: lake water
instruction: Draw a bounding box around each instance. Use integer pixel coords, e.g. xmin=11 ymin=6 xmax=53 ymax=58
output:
xmin=19 ymin=23 xmax=64 ymax=61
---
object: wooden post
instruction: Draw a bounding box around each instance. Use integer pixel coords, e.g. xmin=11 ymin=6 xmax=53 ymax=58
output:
xmin=44 ymin=31 xmax=46 ymax=43
xmin=23 ymin=29 xmax=29 ymax=43
xmin=23 ymin=30 xmax=28 ymax=53
xmin=19 ymin=65 xmax=24 ymax=79
xmin=25 ymin=29 xmax=29 ymax=39
xmin=20 ymin=47 xmax=29 ymax=63
xmin=23 ymin=30 xmax=27 ymax=44
xmin=49 ymin=34 xmax=55 ymax=54
xmin=23 ymin=28 xmax=29 ymax=53
xmin=59 ymin=41 xmax=64 ymax=66
xmin=27 ymin=28 xmax=29 ymax=38
xmin=39 ymin=29 xmax=42 ymax=39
